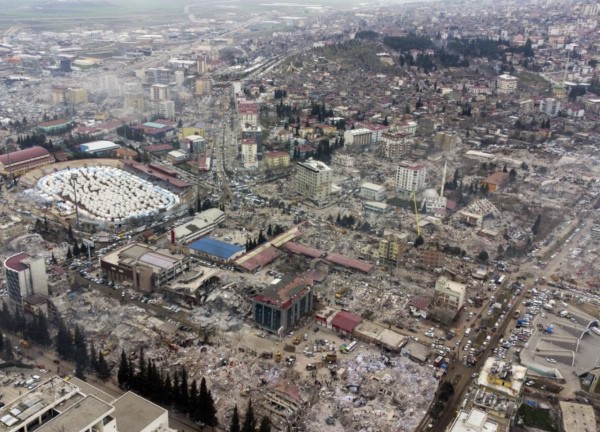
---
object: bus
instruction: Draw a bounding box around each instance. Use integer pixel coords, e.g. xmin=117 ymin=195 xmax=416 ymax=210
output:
xmin=496 ymin=275 xmax=506 ymax=285
xmin=346 ymin=341 xmax=358 ymax=353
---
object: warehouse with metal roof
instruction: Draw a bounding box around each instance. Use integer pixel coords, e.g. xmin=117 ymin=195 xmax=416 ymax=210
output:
xmin=188 ymin=237 xmax=246 ymax=262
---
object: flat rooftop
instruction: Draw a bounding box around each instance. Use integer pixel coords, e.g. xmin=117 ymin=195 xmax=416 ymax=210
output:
xmin=112 ymin=392 xmax=166 ymax=432
xmin=559 ymin=401 xmax=596 ymax=432
xmin=36 ymin=395 xmax=113 ymax=432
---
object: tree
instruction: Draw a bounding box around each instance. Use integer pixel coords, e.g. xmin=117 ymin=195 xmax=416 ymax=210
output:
xmin=241 ymin=399 xmax=256 ymax=432
xmin=477 ymin=250 xmax=489 ymax=262
xmin=118 ymin=350 xmax=130 ymax=388
xmin=532 ymin=214 xmax=542 ymax=235
xmin=199 ymin=377 xmax=218 ymax=427
xmin=258 ymin=416 xmax=272 ymax=432
xmin=229 ymin=405 xmax=241 ymax=432
xmin=509 ymin=168 xmax=517 ymax=182
xmin=414 ymin=235 xmax=424 ymax=248
xmin=66 ymin=247 xmax=73 ymax=260
xmin=3 ymin=336 xmax=13 ymax=360
xmin=96 ymin=352 xmax=110 ymax=380
xmin=55 ymin=318 xmax=73 ymax=360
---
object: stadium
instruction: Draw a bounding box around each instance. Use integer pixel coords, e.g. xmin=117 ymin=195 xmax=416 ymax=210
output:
xmin=35 ymin=165 xmax=180 ymax=224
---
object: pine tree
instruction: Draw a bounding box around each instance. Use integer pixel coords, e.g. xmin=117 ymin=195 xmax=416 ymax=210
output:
xmin=90 ymin=342 xmax=98 ymax=372
xmin=241 ymin=399 xmax=256 ymax=432
xmin=199 ymin=377 xmax=218 ymax=427
xmin=96 ymin=352 xmax=111 ymax=381
xmin=66 ymin=247 xmax=73 ymax=260
xmin=55 ymin=318 xmax=73 ymax=360
xmin=179 ymin=368 xmax=189 ymax=414
xmin=229 ymin=405 xmax=241 ymax=432
xmin=118 ymin=350 xmax=129 ymax=388
xmin=258 ymin=416 xmax=272 ymax=432
xmin=74 ymin=325 xmax=88 ymax=368
xmin=189 ymin=379 xmax=200 ymax=421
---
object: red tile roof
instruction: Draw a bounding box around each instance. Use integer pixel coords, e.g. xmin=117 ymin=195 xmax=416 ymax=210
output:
xmin=324 ymin=252 xmax=374 ymax=273
xmin=237 ymin=246 xmax=282 ymax=272
xmin=0 ymin=146 xmax=50 ymax=166
xmin=331 ymin=311 xmax=363 ymax=333
xmin=282 ymin=242 xmax=325 ymax=259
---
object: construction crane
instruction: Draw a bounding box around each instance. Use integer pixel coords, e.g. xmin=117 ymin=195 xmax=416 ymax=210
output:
xmin=413 ymin=191 xmax=421 ymax=236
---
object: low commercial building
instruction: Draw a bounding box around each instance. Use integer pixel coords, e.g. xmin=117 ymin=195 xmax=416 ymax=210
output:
xmin=360 ymin=182 xmax=386 ymax=201
xmin=253 ymin=275 xmax=313 ymax=334
xmin=0 ymin=146 xmax=54 ymax=177
xmin=363 ymin=201 xmax=391 ymax=215
xmin=101 ymin=243 xmax=190 ymax=292
xmin=79 ymin=140 xmax=121 ymax=155
xmin=559 ymin=401 xmax=596 ymax=432
xmin=38 ymin=118 xmax=72 ymax=134
xmin=447 ymin=408 xmax=498 ymax=432
xmin=188 ymin=237 xmax=245 ymax=263
xmin=0 ymin=376 xmax=174 ymax=432
xmin=434 ymin=276 xmax=466 ymax=312
xmin=166 ymin=149 xmax=188 ymax=163
xmin=481 ymin=172 xmax=509 ymax=193
xmin=353 ymin=321 xmax=407 ymax=352
xmin=476 ymin=357 xmax=527 ymax=401
xmin=172 ymin=208 xmax=225 ymax=245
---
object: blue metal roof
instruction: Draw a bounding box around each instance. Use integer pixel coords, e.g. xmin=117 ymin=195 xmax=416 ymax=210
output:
xmin=188 ymin=237 xmax=245 ymax=259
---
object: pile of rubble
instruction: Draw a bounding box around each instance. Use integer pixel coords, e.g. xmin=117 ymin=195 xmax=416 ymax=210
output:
xmin=302 ymin=352 xmax=437 ymax=432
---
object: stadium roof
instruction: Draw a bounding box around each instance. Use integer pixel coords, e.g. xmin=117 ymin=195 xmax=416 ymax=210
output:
xmin=189 ymin=237 xmax=245 ymax=260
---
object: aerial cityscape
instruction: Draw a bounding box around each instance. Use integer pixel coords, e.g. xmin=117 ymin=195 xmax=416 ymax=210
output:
xmin=0 ymin=0 xmax=599 ymax=431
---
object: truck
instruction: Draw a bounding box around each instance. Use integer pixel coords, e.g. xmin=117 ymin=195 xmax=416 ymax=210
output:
xmin=323 ymin=353 xmax=337 ymax=363
xmin=516 ymin=319 xmax=529 ymax=328
xmin=275 ymin=351 xmax=282 ymax=363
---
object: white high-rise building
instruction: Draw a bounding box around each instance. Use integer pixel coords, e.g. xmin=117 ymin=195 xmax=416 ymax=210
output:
xmin=241 ymin=142 xmax=258 ymax=168
xmin=150 ymin=84 xmax=169 ymax=101
xmin=294 ymin=158 xmax=332 ymax=204
xmin=4 ymin=253 xmax=48 ymax=306
xmin=540 ymin=97 xmax=561 ymax=117
xmin=152 ymin=100 xmax=175 ymax=119
xmin=174 ymin=70 xmax=185 ymax=86
xmin=396 ymin=161 xmax=427 ymax=193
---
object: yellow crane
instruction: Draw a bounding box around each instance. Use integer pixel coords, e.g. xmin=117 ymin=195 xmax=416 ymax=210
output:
xmin=413 ymin=192 xmax=421 ymax=236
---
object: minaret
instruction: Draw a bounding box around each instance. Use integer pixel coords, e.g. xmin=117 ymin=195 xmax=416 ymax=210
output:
xmin=440 ymin=160 xmax=447 ymax=196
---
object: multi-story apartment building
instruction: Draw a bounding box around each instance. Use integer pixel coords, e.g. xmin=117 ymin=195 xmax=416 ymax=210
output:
xmin=540 ymin=97 xmax=561 ymax=117
xmin=294 ymin=158 xmax=332 ymax=204
xmin=395 ymin=161 xmax=427 ymax=193
xmin=381 ymin=132 xmax=413 ymax=159
xmin=496 ymin=74 xmax=518 ymax=94
xmin=150 ymin=84 xmax=169 ymax=101
xmin=433 ymin=276 xmax=466 ymax=312
xmin=241 ymin=141 xmax=258 ymax=168
xmin=3 ymin=253 xmax=48 ymax=307
xmin=343 ymin=128 xmax=373 ymax=146
xmin=264 ymin=151 xmax=290 ymax=168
